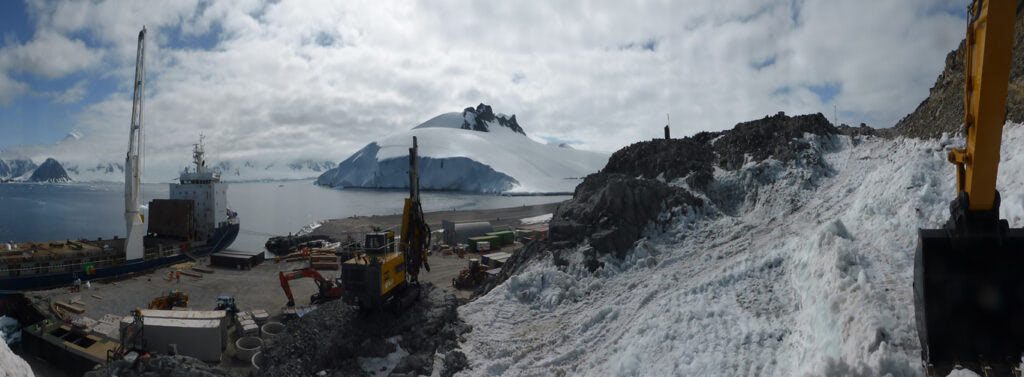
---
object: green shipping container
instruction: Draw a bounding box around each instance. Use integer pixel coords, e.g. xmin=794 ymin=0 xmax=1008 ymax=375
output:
xmin=468 ymin=236 xmax=500 ymax=251
xmin=486 ymin=231 xmax=515 ymax=246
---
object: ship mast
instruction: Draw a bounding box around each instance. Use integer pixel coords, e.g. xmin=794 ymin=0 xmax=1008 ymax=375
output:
xmin=124 ymin=27 xmax=146 ymax=261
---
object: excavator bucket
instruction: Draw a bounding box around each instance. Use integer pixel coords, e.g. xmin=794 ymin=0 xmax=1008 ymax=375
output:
xmin=915 ymin=226 xmax=1024 ymax=374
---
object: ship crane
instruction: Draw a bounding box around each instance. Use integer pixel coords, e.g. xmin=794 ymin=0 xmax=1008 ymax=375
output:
xmin=124 ymin=27 xmax=147 ymax=261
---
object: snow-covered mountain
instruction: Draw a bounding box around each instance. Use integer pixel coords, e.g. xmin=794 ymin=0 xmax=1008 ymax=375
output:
xmin=0 ymin=157 xmax=74 ymax=183
xmin=316 ymin=104 xmax=608 ymax=194
xmin=454 ymin=114 xmax=1024 ymax=376
xmin=4 ymin=158 xmax=334 ymax=183
xmin=0 ymin=158 xmax=37 ymax=181
xmin=208 ymin=159 xmax=336 ymax=182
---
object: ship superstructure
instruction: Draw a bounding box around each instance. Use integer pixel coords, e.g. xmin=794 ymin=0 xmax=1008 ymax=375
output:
xmin=168 ymin=137 xmax=232 ymax=240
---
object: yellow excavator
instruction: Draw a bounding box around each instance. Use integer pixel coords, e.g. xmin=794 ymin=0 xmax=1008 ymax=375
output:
xmin=341 ymin=137 xmax=431 ymax=310
xmin=915 ymin=1 xmax=1022 ymax=375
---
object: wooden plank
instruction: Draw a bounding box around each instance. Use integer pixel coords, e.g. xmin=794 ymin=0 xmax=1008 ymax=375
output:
xmin=191 ymin=266 xmax=214 ymax=274
xmin=56 ymin=301 xmax=86 ymax=314
xmin=180 ymin=270 xmax=203 ymax=278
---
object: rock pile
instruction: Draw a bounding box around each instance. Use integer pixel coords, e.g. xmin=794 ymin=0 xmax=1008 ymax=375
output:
xmin=84 ymin=355 xmax=232 ymax=377
xmin=257 ymin=284 xmax=469 ymax=377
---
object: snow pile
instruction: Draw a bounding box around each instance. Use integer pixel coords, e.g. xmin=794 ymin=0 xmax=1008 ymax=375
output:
xmin=518 ymin=213 xmax=552 ymax=225
xmin=317 ymin=109 xmax=608 ymax=194
xmin=456 ymin=124 xmax=1024 ymax=376
xmin=358 ymin=336 xmax=410 ymax=376
xmin=0 ymin=331 xmax=34 ymax=377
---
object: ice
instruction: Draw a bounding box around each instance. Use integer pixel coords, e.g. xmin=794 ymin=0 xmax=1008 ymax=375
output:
xmin=318 ymin=114 xmax=608 ymax=194
xmin=358 ymin=336 xmax=409 ymax=377
xmin=0 ymin=330 xmax=34 ymax=377
xmin=455 ymin=123 xmax=1024 ymax=377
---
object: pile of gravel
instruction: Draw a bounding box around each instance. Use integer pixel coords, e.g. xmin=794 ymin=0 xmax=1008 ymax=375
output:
xmin=258 ymin=284 xmax=469 ymax=377
xmin=84 ymin=355 xmax=233 ymax=377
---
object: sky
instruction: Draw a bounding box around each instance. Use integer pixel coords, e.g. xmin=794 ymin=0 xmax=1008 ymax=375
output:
xmin=0 ymin=0 xmax=968 ymax=179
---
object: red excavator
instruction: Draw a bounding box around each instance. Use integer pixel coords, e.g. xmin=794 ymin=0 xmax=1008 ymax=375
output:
xmin=279 ymin=268 xmax=344 ymax=307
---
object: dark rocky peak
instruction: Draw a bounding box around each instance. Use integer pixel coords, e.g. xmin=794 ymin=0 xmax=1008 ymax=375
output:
xmin=707 ymin=112 xmax=837 ymax=170
xmin=549 ymin=111 xmax=858 ymax=268
xmin=894 ymin=5 xmax=1024 ymax=138
xmin=461 ymin=103 xmax=527 ymax=135
xmin=29 ymin=158 xmax=71 ymax=183
xmin=87 ymin=162 xmax=123 ymax=173
xmin=601 ymin=112 xmax=842 ymax=189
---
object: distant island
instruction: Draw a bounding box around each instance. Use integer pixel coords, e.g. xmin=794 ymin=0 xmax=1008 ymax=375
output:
xmin=0 ymin=157 xmax=71 ymax=183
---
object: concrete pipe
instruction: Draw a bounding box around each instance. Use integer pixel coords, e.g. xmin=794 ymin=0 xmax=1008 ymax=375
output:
xmin=250 ymin=352 xmax=262 ymax=372
xmin=261 ymin=322 xmax=285 ymax=344
xmin=235 ymin=336 xmax=263 ymax=362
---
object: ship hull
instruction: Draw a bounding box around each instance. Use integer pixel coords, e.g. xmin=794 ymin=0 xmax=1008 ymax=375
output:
xmin=0 ymin=222 xmax=239 ymax=292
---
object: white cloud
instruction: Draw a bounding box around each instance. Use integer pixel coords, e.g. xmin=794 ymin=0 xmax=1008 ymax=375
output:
xmin=0 ymin=74 xmax=28 ymax=105
xmin=0 ymin=30 xmax=103 ymax=78
xmin=5 ymin=0 xmax=970 ymax=181
xmin=51 ymin=79 xmax=88 ymax=104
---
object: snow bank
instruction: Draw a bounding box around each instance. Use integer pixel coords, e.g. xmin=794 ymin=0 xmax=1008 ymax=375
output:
xmin=519 ymin=213 xmax=552 ymax=225
xmin=0 ymin=331 xmax=34 ymax=377
xmin=457 ymin=124 xmax=1024 ymax=377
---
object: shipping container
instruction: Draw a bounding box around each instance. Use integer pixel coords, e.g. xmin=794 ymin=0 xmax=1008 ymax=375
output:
xmin=467 ymin=236 xmax=500 ymax=252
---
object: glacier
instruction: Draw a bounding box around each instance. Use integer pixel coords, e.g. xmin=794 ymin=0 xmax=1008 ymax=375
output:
xmin=454 ymin=124 xmax=1024 ymax=377
xmin=317 ymin=109 xmax=609 ymax=194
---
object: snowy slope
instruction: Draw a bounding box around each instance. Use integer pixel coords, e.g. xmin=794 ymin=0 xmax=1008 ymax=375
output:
xmin=0 ymin=331 xmax=34 ymax=377
xmin=456 ymin=124 xmax=1024 ymax=377
xmin=318 ymin=110 xmax=608 ymax=194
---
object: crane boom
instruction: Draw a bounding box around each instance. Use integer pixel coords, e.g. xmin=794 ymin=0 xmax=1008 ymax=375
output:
xmin=947 ymin=0 xmax=1016 ymax=211
xmin=124 ymin=27 xmax=147 ymax=261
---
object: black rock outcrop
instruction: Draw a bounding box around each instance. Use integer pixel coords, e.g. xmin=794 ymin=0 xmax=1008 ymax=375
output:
xmin=461 ymin=103 xmax=526 ymax=135
xmin=28 ymin=158 xmax=71 ymax=183
xmin=547 ymin=112 xmax=851 ymax=270
xmin=893 ymin=4 xmax=1024 ymax=139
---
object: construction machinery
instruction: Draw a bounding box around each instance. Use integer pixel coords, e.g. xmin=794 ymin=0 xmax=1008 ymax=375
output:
xmin=214 ymin=294 xmax=239 ymax=315
xmin=341 ymin=137 xmax=431 ymax=311
xmin=148 ymin=290 xmax=188 ymax=310
xmin=914 ymin=1 xmax=1024 ymax=375
xmin=453 ymin=259 xmax=489 ymax=289
xmin=278 ymin=267 xmax=343 ymax=307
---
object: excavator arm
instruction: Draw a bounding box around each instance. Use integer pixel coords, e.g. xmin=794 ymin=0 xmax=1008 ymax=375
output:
xmin=947 ymin=0 xmax=1016 ymax=211
xmin=279 ymin=268 xmax=342 ymax=307
xmin=915 ymin=1 xmax=1024 ymax=375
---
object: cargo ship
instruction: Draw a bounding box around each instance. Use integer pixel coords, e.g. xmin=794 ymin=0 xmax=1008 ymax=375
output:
xmin=0 ymin=27 xmax=239 ymax=291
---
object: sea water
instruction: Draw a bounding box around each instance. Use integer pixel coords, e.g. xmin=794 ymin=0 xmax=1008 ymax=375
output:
xmin=0 ymin=180 xmax=568 ymax=253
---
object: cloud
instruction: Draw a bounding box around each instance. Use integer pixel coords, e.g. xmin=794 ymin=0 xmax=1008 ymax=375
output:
xmin=50 ymin=79 xmax=88 ymax=104
xmin=0 ymin=31 xmax=103 ymax=78
xmin=3 ymin=0 xmax=970 ymax=181
xmin=0 ymin=73 xmax=28 ymax=105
